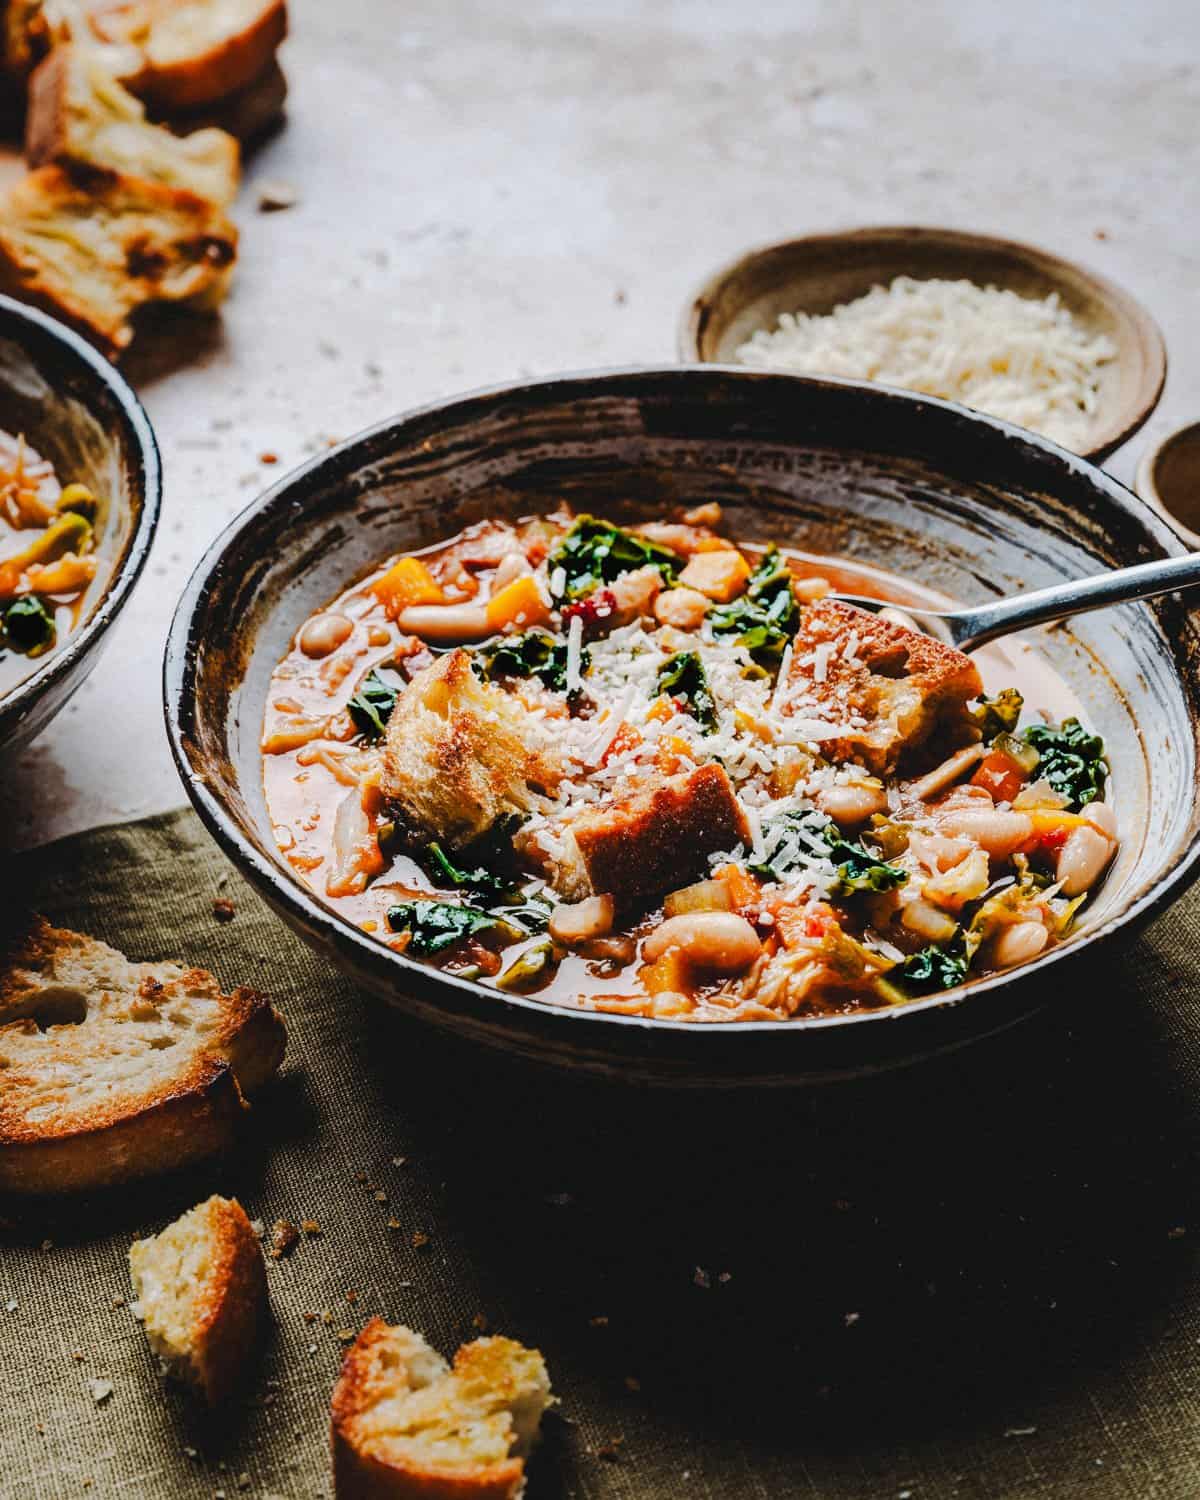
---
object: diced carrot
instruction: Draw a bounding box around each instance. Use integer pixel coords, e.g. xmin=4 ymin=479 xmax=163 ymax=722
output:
xmin=971 ymin=750 xmax=1027 ymax=804
xmin=485 ymin=574 xmax=550 ymax=631
xmin=641 ymin=947 xmax=692 ymax=997
xmin=715 ymin=862 xmax=762 ymax=913
xmin=370 ymin=558 xmax=445 ymax=617
xmin=600 ymin=721 xmax=642 ymax=767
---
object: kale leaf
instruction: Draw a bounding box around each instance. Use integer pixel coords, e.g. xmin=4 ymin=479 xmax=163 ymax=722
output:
xmin=475 ymin=628 xmax=586 ymax=694
xmin=348 ymin=670 xmax=400 ymax=740
xmin=655 ymin=650 xmax=717 ymax=731
xmin=3 ymin=595 xmax=55 ymax=655
xmin=708 ymin=545 xmax=798 ymax=666
xmin=748 ymin=806 xmax=907 ymax=895
xmin=971 ymin=687 xmax=1024 ymax=742
xmin=424 ymin=842 xmax=515 ymax=902
xmin=386 ymin=900 xmax=515 ymax=956
xmin=901 ymin=942 xmax=972 ymax=993
xmin=547 ymin=515 xmax=679 ymax=602
xmin=1022 ymin=718 xmax=1107 ymax=810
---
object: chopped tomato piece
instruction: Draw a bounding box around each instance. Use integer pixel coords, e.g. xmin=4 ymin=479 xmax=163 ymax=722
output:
xmin=1040 ymin=826 xmax=1070 ymax=854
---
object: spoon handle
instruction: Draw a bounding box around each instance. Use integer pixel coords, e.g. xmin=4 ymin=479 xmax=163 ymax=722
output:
xmin=955 ymin=551 xmax=1200 ymax=652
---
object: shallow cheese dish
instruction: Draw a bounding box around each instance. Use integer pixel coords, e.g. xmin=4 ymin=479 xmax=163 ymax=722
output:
xmin=262 ymin=508 xmax=1118 ymax=1022
xmin=166 ymin=368 xmax=1200 ymax=1086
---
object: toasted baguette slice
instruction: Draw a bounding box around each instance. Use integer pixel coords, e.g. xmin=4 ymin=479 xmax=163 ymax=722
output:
xmin=518 ymin=763 xmax=751 ymax=911
xmin=89 ymin=0 xmax=287 ymax=110
xmin=129 ymin=1194 xmax=266 ymax=1404
xmin=381 ymin=648 xmax=564 ymax=850
xmin=26 ymin=46 xmax=240 ymax=204
xmin=785 ymin=598 xmax=983 ymax=775
xmin=0 ymin=164 xmax=237 ymax=358
xmin=0 ymin=914 xmax=285 ymax=1193
xmin=331 ymin=1320 xmax=551 ymax=1500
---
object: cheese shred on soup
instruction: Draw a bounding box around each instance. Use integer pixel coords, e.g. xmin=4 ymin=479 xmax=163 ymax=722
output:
xmin=262 ymin=505 xmax=1119 ymax=1023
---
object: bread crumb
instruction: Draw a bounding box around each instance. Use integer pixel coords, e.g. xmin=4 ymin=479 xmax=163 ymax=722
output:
xmin=270 ymin=1220 xmax=300 ymax=1259
xmin=597 ymin=1437 xmax=624 ymax=1462
xmin=257 ymin=180 xmax=298 ymax=212
xmin=236 ymin=1473 xmax=251 ymax=1490
xmin=374 ymin=1190 xmax=388 ymax=1204
xmin=300 ymin=1220 xmax=322 ymax=1237
xmin=472 ymin=1313 xmax=488 ymax=1332
xmin=259 ymin=452 xmax=278 ymax=465
xmin=40 ymin=1239 xmax=53 ymax=1251
xmin=212 ymin=897 xmax=236 ymax=923
xmin=411 ymin=1231 xmax=429 ymax=1249
xmin=336 ymin=1329 xmax=356 ymax=1342
xmin=391 ymin=1156 xmax=407 ymax=1167
xmin=4 ymin=1299 xmax=16 ymax=1312
xmin=87 ymin=1378 xmax=113 ymax=1404
xmin=386 ymin=1218 xmax=402 ymax=1230
xmin=250 ymin=1219 xmax=265 ymax=1236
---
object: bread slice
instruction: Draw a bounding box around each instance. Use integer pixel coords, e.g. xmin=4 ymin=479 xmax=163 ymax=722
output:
xmin=518 ymin=763 xmax=751 ymax=912
xmin=0 ymin=914 xmax=286 ymax=1193
xmin=785 ymin=598 xmax=983 ymax=775
xmin=380 ymin=648 xmax=564 ymax=849
xmin=160 ymin=53 xmax=285 ymax=141
xmin=26 ymin=46 xmax=240 ymax=205
xmin=331 ymin=1319 xmax=551 ymax=1500
xmin=0 ymin=164 xmax=237 ymax=358
xmin=89 ymin=0 xmax=287 ymax=111
xmin=129 ymin=1194 xmax=267 ymax=1404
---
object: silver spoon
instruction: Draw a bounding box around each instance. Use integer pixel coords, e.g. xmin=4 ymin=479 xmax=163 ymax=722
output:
xmin=830 ymin=552 xmax=1200 ymax=653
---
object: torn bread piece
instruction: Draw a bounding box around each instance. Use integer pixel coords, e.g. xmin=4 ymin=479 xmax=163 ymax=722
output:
xmin=26 ymin=46 xmax=240 ymax=204
xmin=331 ymin=1319 xmax=551 ymax=1500
xmin=0 ymin=914 xmax=285 ymax=1193
xmin=89 ymin=0 xmax=288 ymax=111
xmin=519 ymin=763 xmax=751 ymax=911
xmin=161 ymin=52 xmax=284 ymax=140
xmin=129 ymin=1194 xmax=267 ymax=1404
xmin=380 ymin=648 xmax=564 ymax=849
xmin=0 ymin=164 xmax=237 ymax=358
xmin=785 ymin=598 xmax=982 ymax=776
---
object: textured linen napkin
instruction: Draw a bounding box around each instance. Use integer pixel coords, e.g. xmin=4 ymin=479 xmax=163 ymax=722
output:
xmin=3 ymin=808 xmax=1200 ymax=1500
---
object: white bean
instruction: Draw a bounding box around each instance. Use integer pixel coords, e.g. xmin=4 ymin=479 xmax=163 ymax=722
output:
xmin=654 ymin=586 xmax=709 ymax=630
xmin=490 ymin=553 xmax=529 ymax=590
xmin=992 ymin=920 xmax=1049 ymax=968
xmin=396 ymin=600 xmax=491 ymax=643
xmin=298 ymin=611 xmax=353 ymax=658
xmin=1085 ymin=800 xmax=1118 ymax=838
xmin=642 ymin=911 xmax=762 ymax=973
xmin=1056 ymin=824 xmax=1115 ymax=895
xmin=549 ymin=894 xmax=614 ymax=945
xmin=935 ymin=807 xmax=1033 ymax=859
xmin=818 ymin=781 xmax=888 ymax=827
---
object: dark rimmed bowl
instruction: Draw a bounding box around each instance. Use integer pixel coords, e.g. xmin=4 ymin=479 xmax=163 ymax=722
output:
xmin=164 ymin=367 xmax=1200 ymax=1087
xmin=0 ymin=295 xmax=160 ymax=757
xmin=680 ymin=227 xmax=1167 ymax=463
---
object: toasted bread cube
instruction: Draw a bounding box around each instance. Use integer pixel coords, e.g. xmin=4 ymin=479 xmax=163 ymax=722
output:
xmin=26 ymin=46 xmax=241 ymax=205
xmin=380 ymin=648 xmax=563 ymax=848
xmin=129 ymin=1194 xmax=267 ymax=1405
xmin=519 ymin=763 xmax=751 ymax=912
xmin=0 ymin=165 xmax=237 ymax=358
xmin=0 ymin=914 xmax=286 ymax=1193
xmin=785 ymin=599 xmax=982 ymax=775
xmin=331 ymin=1319 xmax=551 ymax=1500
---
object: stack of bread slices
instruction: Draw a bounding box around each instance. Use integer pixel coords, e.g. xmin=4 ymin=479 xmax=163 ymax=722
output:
xmin=0 ymin=0 xmax=289 ymax=357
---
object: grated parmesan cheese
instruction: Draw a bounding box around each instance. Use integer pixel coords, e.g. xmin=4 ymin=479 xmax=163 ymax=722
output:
xmin=734 ymin=276 xmax=1116 ymax=450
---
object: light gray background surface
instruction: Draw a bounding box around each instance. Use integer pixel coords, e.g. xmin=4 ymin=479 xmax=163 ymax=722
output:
xmin=2 ymin=0 xmax=1197 ymax=850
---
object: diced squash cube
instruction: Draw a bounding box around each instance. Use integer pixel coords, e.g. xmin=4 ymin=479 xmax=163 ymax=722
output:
xmin=371 ymin=558 xmax=445 ymax=617
xmin=641 ymin=946 xmax=692 ymax=997
xmin=678 ymin=548 xmax=751 ymax=602
xmin=485 ymin=574 xmax=550 ymax=631
xmin=714 ymin=862 xmax=762 ymax=913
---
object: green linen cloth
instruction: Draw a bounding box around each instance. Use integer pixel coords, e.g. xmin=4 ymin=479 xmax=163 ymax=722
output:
xmin=2 ymin=807 xmax=1200 ymax=1500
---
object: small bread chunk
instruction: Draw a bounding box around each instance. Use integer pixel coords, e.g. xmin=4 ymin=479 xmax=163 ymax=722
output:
xmin=380 ymin=648 xmax=564 ymax=849
xmin=331 ymin=1319 xmax=551 ymax=1500
xmin=785 ymin=599 xmax=983 ymax=775
xmin=26 ymin=46 xmax=240 ymax=205
xmin=129 ymin=1194 xmax=266 ymax=1404
xmin=519 ymin=763 xmax=751 ymax=911
xmin=0 ymin=914 xmax=285 ymax=1193
xmin=162 ymin=54 xmax=286 ymax=141
xmin=0 ymin=164 xmax=237 ymax=358
xmin=89 ymin=0 xmax=289 ymax=111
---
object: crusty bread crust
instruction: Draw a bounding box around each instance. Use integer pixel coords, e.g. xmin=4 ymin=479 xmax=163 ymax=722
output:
xmin=786 ymin=598 xmax=983 ymax=774
xmin=160 ymin=53 xmax=285 ymax=140
xmin=0 ymin=163 xmax=237 ymax=358
xmin=331 ymin=1319 xmax=548 ymax=1500
xmin=90 ymin=0 xmax=288 ymax=110
xmin=130 ymin=1195 xmax=267 ymax=1404
xmin=0 ymin=914 xmax=286 ymax=1193
xmin=26 ymin=46 xmax=240 ymax=204
xmin=523 ymin=763 xmax=751 ymax=910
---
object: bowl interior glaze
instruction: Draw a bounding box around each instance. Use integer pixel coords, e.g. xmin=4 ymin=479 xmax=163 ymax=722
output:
xmin=167 ymin=369 xmax=1200 ymax=1085
xmin=0 ymin=295 xmax=159 ymax=755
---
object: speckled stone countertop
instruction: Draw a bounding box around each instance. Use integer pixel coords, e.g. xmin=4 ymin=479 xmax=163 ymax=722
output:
xmin=2 ymin=0 xmax=1197 ymax=851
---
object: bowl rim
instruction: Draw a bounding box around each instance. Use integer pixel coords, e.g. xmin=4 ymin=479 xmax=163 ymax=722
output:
xmin=0 ymin=294 xmax=162 ymax=726
xmin=163 ymin=363 xmax=1200 ymax=1051
xmin=1135 ymin=418 xmax=1200 ymax=549
xmin=678 ymin=224 xmax=1168 ymax=462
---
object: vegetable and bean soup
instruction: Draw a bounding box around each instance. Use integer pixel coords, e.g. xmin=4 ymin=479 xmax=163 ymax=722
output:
xmin=262 ymin=505 xmax=1117 ymax=1022
xmin=0 ymin=428 xmax=100 ymax=693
